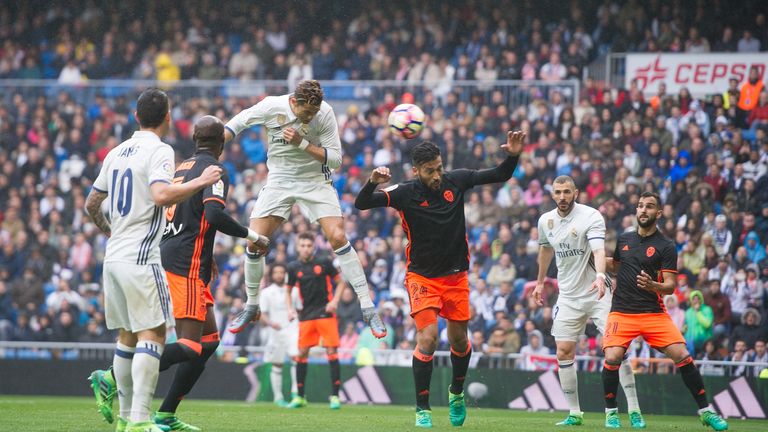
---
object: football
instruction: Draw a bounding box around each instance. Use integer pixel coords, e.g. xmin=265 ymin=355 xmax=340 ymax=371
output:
xmin=387 ymin=103 xmax=425 ymax=139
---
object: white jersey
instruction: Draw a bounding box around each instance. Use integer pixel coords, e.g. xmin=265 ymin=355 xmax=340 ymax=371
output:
xmin=538 ymin=203 xmax=606 ymax=299
xmin=93 ymin=131 xmax=174 ymax=264
xmin=225 ymin=94 xmax=342 ymax=183
xmin=260 ymin=283 xmax=300 ymax=329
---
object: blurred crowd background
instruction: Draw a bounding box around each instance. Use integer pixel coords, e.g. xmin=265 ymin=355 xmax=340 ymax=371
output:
xmin=0 ymin=0 xmax=767 ymax=374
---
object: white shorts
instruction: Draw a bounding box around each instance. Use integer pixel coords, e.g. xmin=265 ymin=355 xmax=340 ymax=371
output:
xmin=551 ymin=293 xmax=611 ymax=342
xmin=103 ymin=262 xmax=174 ymax=332
xmin=251 ymin=180 xmax=341 ymax=223
xmin=264 ymin=324 xmax=299 ymax=364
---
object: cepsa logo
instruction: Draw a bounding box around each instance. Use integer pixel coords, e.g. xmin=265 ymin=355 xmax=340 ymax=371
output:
xmin=627 ymin=54 xmax=768 ymax=95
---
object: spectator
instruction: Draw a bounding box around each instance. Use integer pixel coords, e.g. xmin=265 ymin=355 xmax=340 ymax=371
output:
xmin=727 ymin=339 xmax=750 ymax=376
xmin=486 ymin=253 xmax=516 ymax=290
xmin=737 ymin=30 xmax=761 ymax=53
xmin=518 ymin=329 xmax=551 ymax=370
xmin=731 ymin=308 xmax=767 ymax=351
xmin=704 ymin=279 xmax=732 ymax=340
xmin=229 ymin=43 xmax=259 ymax=81
xmin=0 ymin=281 xmax=14 ymax=340
xmin=684 ymin=290 xmax=713 ymax=355
xmin=664 ymin=294 xmax=685 ymax=331
xmin=749 ymin=339 xmax=768 ymax=377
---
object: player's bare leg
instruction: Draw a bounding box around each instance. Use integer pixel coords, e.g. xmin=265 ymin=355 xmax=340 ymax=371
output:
xmin=228 ymin=216 xmax=280 ymax=333
xmin=288 ymin=347 xmax=311 ymax=408
xmin=660 ymin=344 xmax=728 ymax=431
xmin=318 ymin=216 xmax=386 ymax=338
xmin=554 ymin=340 xmax=584 ymax=426
xmin=155 ymin=310 xmax=218 ymax=431
xmin=326 ymin=347 xmax=342 ymax=409
xmin=412 ymin=310 xmax=438 ymax=428
xmin=447 ymin=320 xmax=470 ymax=426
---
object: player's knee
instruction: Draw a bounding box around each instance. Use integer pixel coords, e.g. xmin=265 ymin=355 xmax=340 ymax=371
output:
xmin=556 ymin=345 xmax=576 ymax=360
xmin=417 ymin=337 xmax=438 ymax=354
xmin=178 ymin=338 xmax=203 ymax=360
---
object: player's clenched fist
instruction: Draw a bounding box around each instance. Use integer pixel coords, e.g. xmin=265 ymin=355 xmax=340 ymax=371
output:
xmin=369 ymin=166 xmax=391 ymax=184
xmin=199 ymin=165 xmax=223 ymax=186
xmin=282 ymin=127 xmax=303 ymax=146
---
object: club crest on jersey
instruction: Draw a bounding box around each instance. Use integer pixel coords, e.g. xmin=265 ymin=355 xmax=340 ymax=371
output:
xmin=646 ymin=246 xmax=656 ymax=257
xmin=443 ymin=190 xmax=454 ymax=202
xmin=570 ymin=228 xmax=578 ymax=238
xmin=277 ymin=114 xmax=287 ymax=125
xmin=299 ymin=123 xmax=309 ymax=135
xmin=314 ymin=265 xmax=323 ymax=275
xmin=548 ymin=219 xmax=554 ymax=229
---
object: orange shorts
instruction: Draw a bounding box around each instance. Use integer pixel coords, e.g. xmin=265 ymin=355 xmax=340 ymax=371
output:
xmin=299 ymin=317 xmax=340 ymax=348
xmin=166 ymin=271 xmax=214 ymax=322
xmin=405 ymin=271 xmax=470 ymax=329
xmin=603 ymin=312 xmax=686 ymax=350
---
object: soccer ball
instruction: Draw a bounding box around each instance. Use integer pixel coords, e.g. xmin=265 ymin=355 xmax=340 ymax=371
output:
xmin=388 ymin=103 xmax=425 ymax=139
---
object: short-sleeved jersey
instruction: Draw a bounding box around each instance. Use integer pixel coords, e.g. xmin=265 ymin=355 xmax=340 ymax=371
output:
xmin=160 ymin=152 xmax=228 ymax=284
xmin=225 ymin=95 xmax=341 ymax=182
xmin=612 ymin=229 xmax=678 ymax=314
xmin=383 ymin=169 xmax=481 ymax=278
xmin=538 ymin=203 xmax=606 ymax=299
xmin=260 ymin=283 xmax=301 ymax=329
xmin=287 ymin=256 xmax=338 ymax=322
xmin=93 ymin=131 xmax=174 ymax=264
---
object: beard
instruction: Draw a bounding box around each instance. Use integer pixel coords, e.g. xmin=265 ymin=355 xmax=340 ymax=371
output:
xmin=637 ymin=214 xmax=657 ymax=228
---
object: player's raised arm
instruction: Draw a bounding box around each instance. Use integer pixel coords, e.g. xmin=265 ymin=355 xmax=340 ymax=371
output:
xmin=355 ymin=167 xmax=393 ymax=210
xmin=461 ymin=130 xmax=526 ymax=187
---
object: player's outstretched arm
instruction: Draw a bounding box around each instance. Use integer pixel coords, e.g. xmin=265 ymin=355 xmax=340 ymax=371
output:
xmin=465 ymin=130 xmax=526 ymax=186
xmin=85 ymin=189 xmax=111 ymax=237
xmin=354 ymin=166 xmax=392 ymax=210
xmin=203 ymin=201 xmax=269 ymax=246
xmin=151 ymin=165 xmax=222 ymax=207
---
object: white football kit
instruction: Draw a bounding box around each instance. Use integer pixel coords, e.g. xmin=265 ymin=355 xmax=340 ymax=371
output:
xmin=260 ymin=283 xmax=300 ymax=363
xmin=538 ymin=203 xmax=609 ymax=341
xmin=93 ymin=131 xmax=175 ymax=332
xmin=225 ymin=94 xmax=343 ymax=222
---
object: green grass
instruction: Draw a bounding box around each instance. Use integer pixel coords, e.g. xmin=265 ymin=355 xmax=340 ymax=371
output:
xmin=0 ymin=396 xmax=765 ymax=431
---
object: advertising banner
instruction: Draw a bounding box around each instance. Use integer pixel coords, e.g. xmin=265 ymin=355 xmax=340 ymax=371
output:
xmin=624 ymin=53 xmax=768 ymax=97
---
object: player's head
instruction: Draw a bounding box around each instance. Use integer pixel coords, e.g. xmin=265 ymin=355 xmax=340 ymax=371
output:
xmin=136 ymin=88 xmax=170 ymax=134
xmin=270 ymin=263 xmax=287 ymax=286
xmin=290 ymin=79 xmax=323 ymax=124
xmin=636 ymin=191 xmax=662 ymax=228
xmin=297 ymin=232 xmax=316 ymax=261
xmin=193 ymin=115 xmax=225 ymax=158
xmin=551 ymin=175 xmax=578 ymax=214
xmin=411 ymin=141 xmax=443 ymax=190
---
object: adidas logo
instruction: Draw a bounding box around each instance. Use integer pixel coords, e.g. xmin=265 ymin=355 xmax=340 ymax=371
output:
xmin=508 ymin=370 xmax=569 ymax=411
xmin=713 ymin=377 xmax=766 ymax=419
xmin=339 ymin=366 xmax=391 ymax=405
xmin=622 ymin=245 xmax=629 ymax=251
xmin=420 ymin=200 xmax=429 ymax=207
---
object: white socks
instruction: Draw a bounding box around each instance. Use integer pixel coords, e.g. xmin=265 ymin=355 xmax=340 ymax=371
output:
xmin=619 ymin=359 xmax=640 ymax=412
xmin=131 ymin=340 xmax=164 ymax=423
xmin=558 ymin=360 xmax=581 ymax=414
xmin=271 ymin=364 xmax=284 ymax=402
xmin=334 ymin=242 xmax=374 ymax=308
xmin=290 ymin=363 xmax=297 ymax=395
xmin=244 ymin=249 xmax=265 ymax=306
xmin=113 ymin=342 xmax=135 ymax=420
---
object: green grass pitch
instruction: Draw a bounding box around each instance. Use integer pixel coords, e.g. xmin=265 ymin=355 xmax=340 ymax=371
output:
xmin=1 ymin=396 xmax=766 ymax=431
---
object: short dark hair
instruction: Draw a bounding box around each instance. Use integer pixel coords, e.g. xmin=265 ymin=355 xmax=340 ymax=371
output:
xmin=270 ymin=263 xmax=287 ymax=280
xmin=639 ymin=191 xmax=662 ymax=207
xmin=298 ymin=232 xmax=315 ymax=243
xmin=553 ymin=175 xmax=576 ymax=188
xmin=136 ymin=88 xmax=169 ymax=128
xmin=411 ymin=141 xmax=441 ymax=166
xmin=294 ymin=80 xmax=323 ymax=106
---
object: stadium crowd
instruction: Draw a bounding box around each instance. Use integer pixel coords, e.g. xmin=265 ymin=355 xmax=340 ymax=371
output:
xmin=0 ymin=0 xmax=767 ymax=375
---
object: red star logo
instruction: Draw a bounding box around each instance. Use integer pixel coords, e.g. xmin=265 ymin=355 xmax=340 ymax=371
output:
xmin=634 ymin=56 xmax=668 ymax=90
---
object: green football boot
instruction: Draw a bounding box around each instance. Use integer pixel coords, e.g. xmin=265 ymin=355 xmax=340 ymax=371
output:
xmin=89 ymin=367 xmax=116 ymax=424
xmin=448 ymin=388 xmax=467 ymax=426
xmin=329 ymin=395 xmax=341 ymax=410
xmin=153 ymin=411 xmax=201 ymax=431
xmin=700 ymin=409 xmax=728 ymax=431
xmin=287 ymin=395 xmax=308 ymax=408
xmin=605 ymin=410 xmax=621 ymax=428
xmin=415 ymin=409 xmax=433 ymax=428
xmin=124 ymin=422 xmax=166 ymax=432
xmin=556 ymin=413 xmax=584 ymax=426
xmin=629 ymin=410 xmax=646 ymax=428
